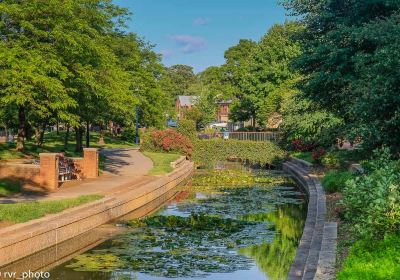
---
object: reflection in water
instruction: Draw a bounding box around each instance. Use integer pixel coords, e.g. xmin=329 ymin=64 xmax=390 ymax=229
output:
xmin=45 ymin=169 xmax=306 ymax=280
xmin=240 ymin=204 xmax=306 ymax=280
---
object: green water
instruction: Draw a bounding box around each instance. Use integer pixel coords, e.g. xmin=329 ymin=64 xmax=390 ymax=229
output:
xmin=47 ymin=169 xmax=306 ymax=280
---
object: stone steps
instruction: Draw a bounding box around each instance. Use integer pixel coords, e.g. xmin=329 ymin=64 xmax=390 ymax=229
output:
xmin=283 ymin=159 xmax=337 ymax=280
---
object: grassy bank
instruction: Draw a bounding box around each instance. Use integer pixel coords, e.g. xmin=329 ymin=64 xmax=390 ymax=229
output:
xmin=143 ymin=152 xmax=181 ymax=175
xmin=0 ymin=195 xmax=103 ymax=223
xmin=337 ymin=233 xmax=400 ymax=280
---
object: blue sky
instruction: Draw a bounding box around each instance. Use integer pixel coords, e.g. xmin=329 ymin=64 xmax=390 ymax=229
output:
xmin=113 ymin=0 xmax=289 ymax=73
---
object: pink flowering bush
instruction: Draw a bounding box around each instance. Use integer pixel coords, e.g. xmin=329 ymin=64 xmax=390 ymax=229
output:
xmin=141 ymin=128 xmax=193 ymax=156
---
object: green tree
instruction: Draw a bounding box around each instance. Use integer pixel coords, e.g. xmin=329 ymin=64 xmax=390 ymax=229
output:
xmin=165 ymin=65 xmax=196 ymax=97
xmin=0 ymin=0 xmax=75 ymax=150
xmin=282 ymin=0 xmax=400 ymax=152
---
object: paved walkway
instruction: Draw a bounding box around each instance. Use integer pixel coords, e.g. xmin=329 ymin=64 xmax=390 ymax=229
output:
xmin=0 ymin=148 xmax=154 ymax=204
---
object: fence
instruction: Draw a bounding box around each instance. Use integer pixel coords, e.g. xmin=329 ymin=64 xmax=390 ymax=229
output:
xmin=199 ymin=131 xmax=280 ymax=142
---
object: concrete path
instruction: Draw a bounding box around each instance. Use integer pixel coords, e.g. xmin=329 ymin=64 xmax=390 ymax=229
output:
xmin=0 ymin=148 xmax=155 ymax=204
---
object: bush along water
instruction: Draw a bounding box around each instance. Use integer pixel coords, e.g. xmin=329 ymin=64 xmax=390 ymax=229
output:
xmin=192 ymin=139 xmax=286 ymax=168
xmin=341 ymin=148 xmax=400 ymax=239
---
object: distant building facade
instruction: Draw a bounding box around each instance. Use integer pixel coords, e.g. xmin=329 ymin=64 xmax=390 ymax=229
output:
xmin=216 ymin=100 xmax=232 ymax=123
xmin=176 ymin=95 xmax=199 ymax=120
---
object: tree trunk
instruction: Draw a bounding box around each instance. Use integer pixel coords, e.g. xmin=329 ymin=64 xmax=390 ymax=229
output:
xmin=75 ymin=126 xmax=83 ymax=153
xmin=64 ymin=124 xmax=70 ymax=150
xmin=16 ymin=105 xmax=25 ymax=151
xmin=86 ymin=121 xmax=90 ymax=148
xmin=37 ymin=121 xmax=47 ymax=147
xmin=56 ymin=119 xmax=59 ymax=135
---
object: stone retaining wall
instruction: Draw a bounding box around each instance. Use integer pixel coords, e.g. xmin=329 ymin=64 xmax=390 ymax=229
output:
xmin=0 ymin=159 xmax=194 ymax=267
xmin=283 ymin=159 xmax=337 ymax=280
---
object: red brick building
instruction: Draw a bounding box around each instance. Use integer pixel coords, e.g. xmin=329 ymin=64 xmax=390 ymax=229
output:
xmin=176 ymin=95 xmax=199 ymax=120
xmin=216 ymin=100 xmax=232 ymax=123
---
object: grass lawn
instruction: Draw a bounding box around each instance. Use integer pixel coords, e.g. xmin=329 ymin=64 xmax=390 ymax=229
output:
xmin=337 ymin=234 xmax=400 ymax=280
xmin=0 ymin=131 xmax=137 ymax=160
xmin=0 ymin=195 xmax=103 ymax=223
xmin=143 ymin=152 xmax=181 ymax=175
xmin=0 ymin=180 xmax=21 ymax=196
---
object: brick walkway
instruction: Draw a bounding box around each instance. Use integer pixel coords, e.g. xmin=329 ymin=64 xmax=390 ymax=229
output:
xmin=0 ymin=148 xmax=154 ymax=204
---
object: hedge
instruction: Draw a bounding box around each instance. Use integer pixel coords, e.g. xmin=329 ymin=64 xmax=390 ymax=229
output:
xmin=192 ymin=139 xmax=286 ymax=167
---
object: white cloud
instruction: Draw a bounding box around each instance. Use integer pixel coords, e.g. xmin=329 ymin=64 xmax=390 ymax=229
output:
xmin=170 ymin=35 xmax=207 ymax=54
xmin=160 ymin=49 xmax=174 ymax=58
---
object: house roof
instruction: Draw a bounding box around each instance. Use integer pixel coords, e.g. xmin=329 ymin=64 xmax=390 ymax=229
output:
xmin=178 ymin=95 xmax=199 ymax=107
xmin=217 ymin=100 xmax=232 ymax=105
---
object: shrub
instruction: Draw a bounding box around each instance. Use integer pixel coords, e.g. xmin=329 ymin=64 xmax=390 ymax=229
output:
xmin=321 ymin=152 xmax=342 ymax=168
xmin=192 ymin=139 xmax=286 ymax=167
xmin=312 ymin=147 xmax=326 ymax=162
xmin=141 ymin=129 xmax=193 ymax=156
xmin=120 ymin=127 xmax=136 ymax=142
xmin=291 ymin=139 xmax=315 ymax=152
xmin=341 ymin=148 xmax=400 ymax=238
xmin=322 ymin=170 xmax=354 ymax=193
xmin=337 ymin=233 xmax=400 ymax=280
xmin=321 ymin=150 xmax=367 ymax=169
xmin=177 ymin=119 xmax=197 ymax=140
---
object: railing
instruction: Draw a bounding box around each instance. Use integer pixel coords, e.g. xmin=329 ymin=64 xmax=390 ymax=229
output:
xmin=198 ymin=131 xmax=280 ymax=142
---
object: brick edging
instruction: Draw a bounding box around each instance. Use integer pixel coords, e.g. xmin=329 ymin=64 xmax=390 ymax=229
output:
xmin=283 ymin=160 xmax=337 ymax=280
xmin=0 ymin=160 xmax=194 ymax=267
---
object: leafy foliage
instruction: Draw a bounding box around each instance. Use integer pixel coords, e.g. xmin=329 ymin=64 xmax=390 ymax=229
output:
xmin=322 ymin=170 xmax=354 ymax=193
xmin=282 ymin=0 xmax=400 ymax=152
xmin=192 ymin=139 xmax=286 ymax=167
xmin=176 ymin=119 xmax=197 ymax=140
xmin=341 ymin=148 xmax=400 ymax=238
xmin=280 ymin=96 xmax=344 ymax=147
xmin=0 ymin=0 xmax=173 ymax=152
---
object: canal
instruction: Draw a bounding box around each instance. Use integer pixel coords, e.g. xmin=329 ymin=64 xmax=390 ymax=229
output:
xmin=41 ymin=167 xmax=307 ymax=280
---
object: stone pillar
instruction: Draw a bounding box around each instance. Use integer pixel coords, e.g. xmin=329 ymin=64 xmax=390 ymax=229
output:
xmin=39 ymin=153 xmax=59 ymax=191
xmin=83 ymin=148 xmax=99 ymax=179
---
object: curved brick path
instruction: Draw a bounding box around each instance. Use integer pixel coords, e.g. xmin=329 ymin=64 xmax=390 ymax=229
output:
xmin=0 ymin=148 xmax=154 ymax=203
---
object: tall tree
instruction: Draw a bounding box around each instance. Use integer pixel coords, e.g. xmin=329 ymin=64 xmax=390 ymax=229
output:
xmin=0 ymin=0 xmax=74 ymax=150
xmin=283 ymin=0 xmax=400 ymax=151
xmin=165 ymin=65 xmax=196 ymax=96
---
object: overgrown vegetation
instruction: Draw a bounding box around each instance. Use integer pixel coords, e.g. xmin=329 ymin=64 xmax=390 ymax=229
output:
xmin=143 ymin=152 xmax=181 ymax=175
xmin=0 ymin=195 xmax=103 ymax=223
xmin=322 ymin=171 xmax=354 ymax=193
xmin=342 ymin=149 xmax=400 ymax=239
xmin=193 ymin=139 xmax=286 ymax=167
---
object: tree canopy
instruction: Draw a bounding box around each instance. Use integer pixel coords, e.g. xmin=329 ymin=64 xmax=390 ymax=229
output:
xmin=0 ymin=0 xmax=172 ymax=151
xmin=283 ymin=0 xmax=400 ymax=151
